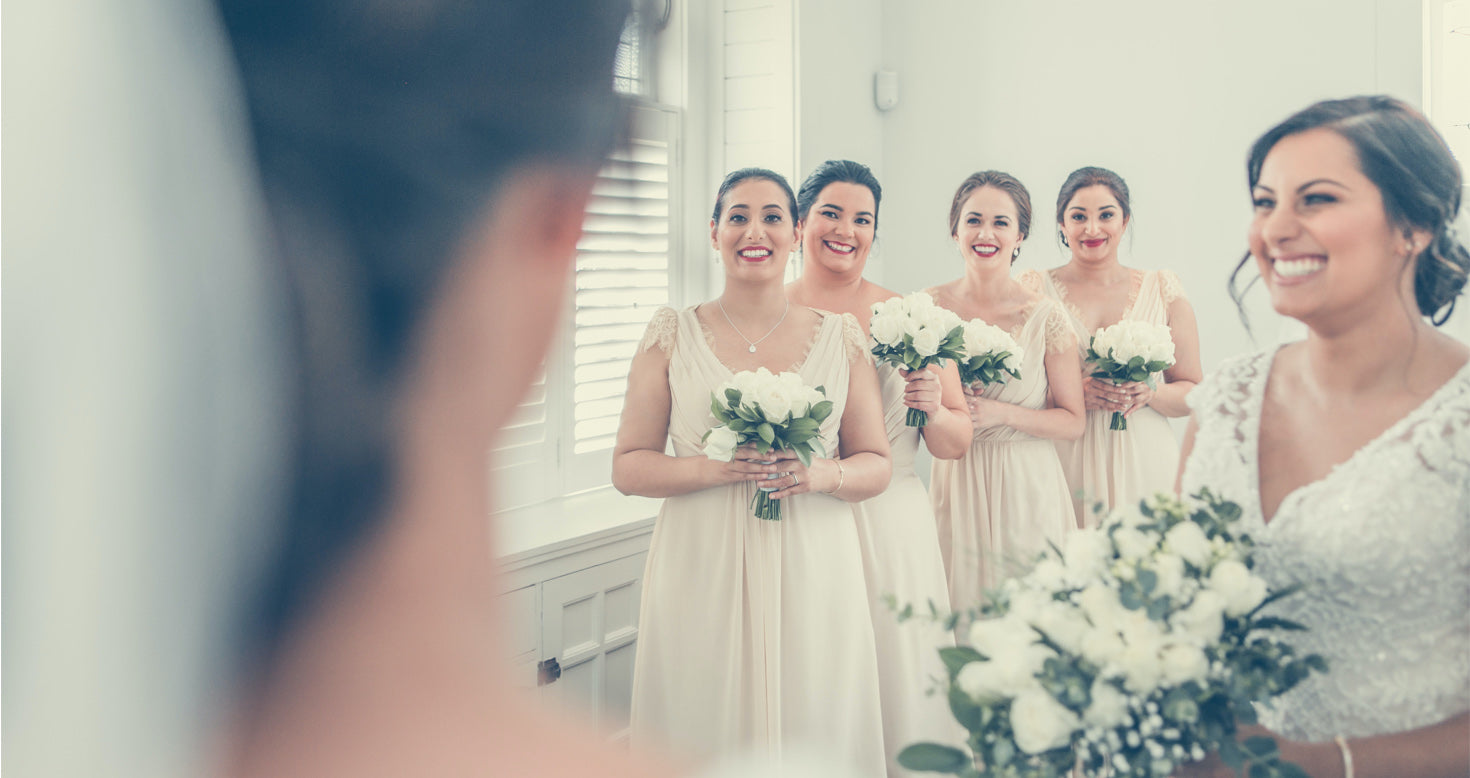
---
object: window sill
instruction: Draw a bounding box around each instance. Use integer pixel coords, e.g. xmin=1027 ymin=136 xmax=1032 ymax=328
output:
xmin=493 ymin=487 xmax=659 ymax=573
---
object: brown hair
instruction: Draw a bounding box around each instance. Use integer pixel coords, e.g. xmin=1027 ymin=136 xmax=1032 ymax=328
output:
xmin=1054 ymin=166 xmax=1131 ymax=246
xmin=948 ymin=171 xmax=1033 ymax=245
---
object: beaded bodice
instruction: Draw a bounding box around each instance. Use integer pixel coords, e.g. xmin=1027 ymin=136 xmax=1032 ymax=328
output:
xmin=1180 ymin=350 xmax=1470 ymax=740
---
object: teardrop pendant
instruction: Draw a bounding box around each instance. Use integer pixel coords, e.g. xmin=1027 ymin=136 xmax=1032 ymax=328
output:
xmin=748 ymin=344 xmax=757 ymax=353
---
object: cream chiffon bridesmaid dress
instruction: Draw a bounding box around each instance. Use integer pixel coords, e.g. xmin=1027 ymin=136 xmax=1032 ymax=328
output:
xmin=1026 ymin=268 xmax=1184 ymax=526
xmin=852 ymin=361 xmax=968 ymax=776
xmin=930 ymin=297 xmax=1077 ymax=615
xmin=629 ymin=306 xmax=886 ymax=776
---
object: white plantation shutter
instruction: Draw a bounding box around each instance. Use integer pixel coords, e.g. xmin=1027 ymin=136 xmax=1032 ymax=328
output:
xmin=491 ymin=103 xmax=680 ymax=509
xmin=567 ymin=104 xmax=679 ymax=491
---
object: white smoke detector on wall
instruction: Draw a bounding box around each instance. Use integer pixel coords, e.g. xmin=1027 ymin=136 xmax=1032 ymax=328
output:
xmin=874 ymin=70 xmax=899 ymax=112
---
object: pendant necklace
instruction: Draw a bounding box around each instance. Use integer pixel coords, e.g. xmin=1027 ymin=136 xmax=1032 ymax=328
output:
xmin=717 ymin=298 xmax=789 ymax=353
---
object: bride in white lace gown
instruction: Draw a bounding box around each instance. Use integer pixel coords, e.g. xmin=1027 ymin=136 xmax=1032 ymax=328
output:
xmin=1179 ymin=97 xmax=1469 ymax=777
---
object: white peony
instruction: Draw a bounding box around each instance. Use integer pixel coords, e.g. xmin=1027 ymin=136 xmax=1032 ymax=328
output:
xmin=1011 ymin=686 xmax=1080 ymax=754
xmin=1162 ymin=521 xmax=1213 ymax=568
xmin=1159 ymin=641 xmax=1210 ymax=686
xmin=1083 ymin=680 xmax=1132 ymax=730
xmin=1030 ymin=598 xmax=1089 ymax=656
xmin=1079 ymin=626 xmax=1127 ymax=668
xmin=1116 ymin=613 xmax=1167 ymax=694
xmin=911 ymin=327 xmax=944 ymax=357
xmin=1208 ymin=559 xmax=1268 ymax=617
xmin=753 ymin=385 xmax=793 ymax=422
xmin=702 ymin=426 xmax=741 ymax=461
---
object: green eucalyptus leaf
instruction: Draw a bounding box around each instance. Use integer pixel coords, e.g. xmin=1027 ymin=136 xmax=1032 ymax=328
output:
xmin=939 ymin=646 xmax=984 ymax=677
xmin=896 ymin=743 xmax=970 ymax=774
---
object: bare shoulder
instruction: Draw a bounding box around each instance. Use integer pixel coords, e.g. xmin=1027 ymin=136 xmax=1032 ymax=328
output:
xmin=864 ymin=281 xmax=902 ymax=306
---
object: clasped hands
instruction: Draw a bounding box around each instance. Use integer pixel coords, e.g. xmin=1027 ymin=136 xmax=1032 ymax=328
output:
xmin=1084 ymin=375 xmax=1155 ymax=417
xmin=707 ymin=445 xmax=838 ymax=499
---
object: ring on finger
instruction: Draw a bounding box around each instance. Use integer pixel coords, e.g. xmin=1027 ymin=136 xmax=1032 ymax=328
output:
xmin=791 ymin=472 xmax=800 ymax=487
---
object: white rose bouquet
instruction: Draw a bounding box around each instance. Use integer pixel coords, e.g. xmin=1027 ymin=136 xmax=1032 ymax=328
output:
xmin=899 ymin=489 xmax=1326 ymax=778
xmin=701 ymin=367 xmax=835 ymax=521
xmin=869 ymin=292 xmax=966 ymax=427
xmin=1085 ymin=320 xmax=1176 ymax=431
xmin=957 ymin=319 xmax=1024 ymax=389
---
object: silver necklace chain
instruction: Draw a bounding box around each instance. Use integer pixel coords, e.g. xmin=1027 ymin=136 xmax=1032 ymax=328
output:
xmin=716 ymin=298 xmax=789 ymax=353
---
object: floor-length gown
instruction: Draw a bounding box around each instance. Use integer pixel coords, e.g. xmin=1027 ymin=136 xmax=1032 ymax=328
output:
xmin=852 ymin=361 xmax=968 ymax=776
xmin=629 ymin=306 xmax=886 ymax=776
xmin=930 ymin=298 xmax=1077 ymax=615
xmin=1181 ymin=350 xmax=1470 ymax=741
xmin=1025 ymin=268 xmax=1183 ymax=526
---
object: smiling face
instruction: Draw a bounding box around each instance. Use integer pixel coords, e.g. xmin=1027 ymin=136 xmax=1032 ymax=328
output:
xmin=953 ymin=185 xmax=1024 ymax=268
xmin=1248 ymin=127 xmax=1422 ymax=327
xmin=710 ymin=177 xmax=799 ymax=280
xmin=1061 ymin=185 xmax=1128 ymax=263
xmin=800 ymin=181 xmax=876 ymax=275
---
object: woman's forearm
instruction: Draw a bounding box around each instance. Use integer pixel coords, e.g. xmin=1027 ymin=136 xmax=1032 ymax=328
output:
xmin=1149 ymin=379 xmax=1196 ymax=418
xmin=828 ymin=450 xmax=891 ymax=503
xmin=612 ymin=450 xmax=720 ymax=498
xmin=921 ymin=403 xmax=974 ymax=459
xmin=1000 ymin=403 xmax=1086 ymax=441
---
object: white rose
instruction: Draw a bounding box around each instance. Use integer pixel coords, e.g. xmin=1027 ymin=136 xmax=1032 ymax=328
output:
xmin=969 ymin=613 xmax=1038 ymax=660
xmin=955 ymin=661 xmax=1007 ymax=705
xmin=1208 ymin=559 xmax=1268 ymax=617
xmin=1170 ymin=589 xmax=1226 ymax=646
xmin=1116 ymin=613 xmax=1166 ymax=694
xmin=1159 ymin=641 xmax=1210 ymax=686
xmin=1083 ymin=679 xmax=1132 ymax=729
xmin=1162 ymin=521 xmax=1212 ymax=568
xmin=702 ymin=425 xmax=740 ymax=461
xmin=911 ymin=327 xmax=943 ymax=358
xmin=753 ymin=386 xmax=793 ymax=422
xmin=1029 ymin=557 xmax=1068 ymax=592
xmin=1079 ymin=625 xmax=1127 ymax=668
xmin=902 ymin=291 xmax=934 ymax=313
xmin=1077 ymin=582 xmax=1125 ymax=627
xmin=1031 ymin=600 xmax=1088 ymax=655
xmin=870 ymin=312 xmax=905 ymax=347
xmin=1011 ymin=686 xmax=1080 ymax=754
xmin=1113 ymin=527 xmax=1158 ymax=562
xmin=1150 ymin=553 xmax=1186 ymax=600
xmin=1063 ymin=530 xmax=1112 ymax=582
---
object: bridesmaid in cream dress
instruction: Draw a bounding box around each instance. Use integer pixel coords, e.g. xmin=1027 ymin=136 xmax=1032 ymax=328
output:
xmin=786 ymin=160 xmax=969 ymax=776
xmin=927 ymin=172 xmax=1086 ymax=616
xmin=614 ymin=168 xmax=891 ymax=775
xmin=1021 ymin=167 xmax=1202 ymax=526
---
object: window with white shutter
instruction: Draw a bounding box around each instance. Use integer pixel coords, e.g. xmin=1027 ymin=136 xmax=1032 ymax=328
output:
xmin=492 ymin=103 xmax=681 ymax=510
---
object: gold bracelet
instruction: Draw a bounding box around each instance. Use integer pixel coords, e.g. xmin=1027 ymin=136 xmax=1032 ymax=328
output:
xmin=827 ymin=459 xmax=845 ymax=496
xmin=1334 ymin=735 xmax=1354 ymax=778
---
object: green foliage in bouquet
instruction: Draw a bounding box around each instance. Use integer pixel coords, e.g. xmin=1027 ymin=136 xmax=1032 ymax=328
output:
xmin=898 ymin=489 xmax=1328 ymax=778
xmin=958 ymin=351 xmax=1022 ymax=388
xmin=703 ymin=385 xmax=834 ymax=467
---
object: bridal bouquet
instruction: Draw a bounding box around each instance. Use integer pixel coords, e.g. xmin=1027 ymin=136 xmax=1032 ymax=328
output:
xmin=702 ymin=367 xmax=834 ymax=521
xmin=1085 ymin=320 xmax=1176 ymax=431
xmin=957 ymin=319 xmax=1024 ymax=389
xmin=870 ymin=292 xmax=966 ymax=427
xmin=900 ymin=489 xmax=1326 ymax=778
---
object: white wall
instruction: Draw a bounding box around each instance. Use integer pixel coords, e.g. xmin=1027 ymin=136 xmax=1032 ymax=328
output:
xmin=867 ymin=0 xmax=1424 ymax=374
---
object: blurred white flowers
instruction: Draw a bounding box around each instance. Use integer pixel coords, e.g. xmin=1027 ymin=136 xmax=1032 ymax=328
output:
xmin=898 ymin=489 xmax=1326 ymax=778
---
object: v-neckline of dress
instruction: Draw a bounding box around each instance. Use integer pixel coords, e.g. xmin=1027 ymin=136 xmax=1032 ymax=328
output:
xmin=1247 ymin=346 xmax=1470 ymax=527
xmin=689 ymin=304 xmax=831 ymax=378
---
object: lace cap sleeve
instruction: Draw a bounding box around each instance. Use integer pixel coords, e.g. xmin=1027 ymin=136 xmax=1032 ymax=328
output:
xmin=1043 ymin=300 xmax=1077 ymax=355
xmin=1186 ymin=351 xmax=1265 ymax=419
xmin=1159 ymin=269 xmax=1188 ymax=306
xmin=840 ymin=312 xmax=872 ymax=365
xmin=638 ymin=306 xmax=679 ymax=355
xmin=1017 ymin=269 xmax=1044 ymax=295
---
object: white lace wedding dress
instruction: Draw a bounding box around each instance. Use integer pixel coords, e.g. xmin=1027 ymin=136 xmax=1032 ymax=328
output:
xmin=1180 ymin=349 xmax=1470 ymax=742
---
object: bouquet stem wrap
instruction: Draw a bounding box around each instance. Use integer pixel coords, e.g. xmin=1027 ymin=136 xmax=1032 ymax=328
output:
xmin=701 ymin=368 xmax=833 ymax=521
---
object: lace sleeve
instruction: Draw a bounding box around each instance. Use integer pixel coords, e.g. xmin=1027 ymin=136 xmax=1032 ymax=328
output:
xmin=1159 ymin=269 xmax=1187 ymax=306
xmin=840 ymin=312 xmax=872 ymax=365
xmin=1186 ymin=351 xmax=1263 ymax=419
xmin=1016 ymin=269 xmax=1044 ymax=295
xmin=638 ymin=306 xmax=679 ymax=355
xmin=1043 ymin=301 xmax=1077 ymax=356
